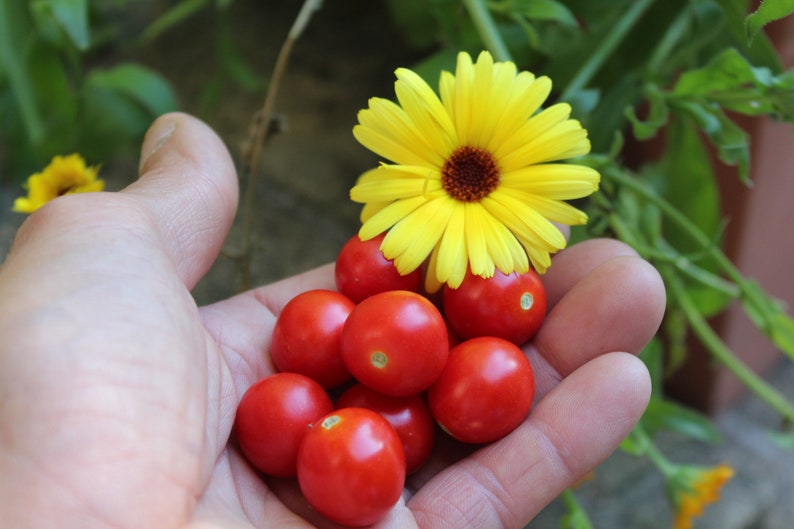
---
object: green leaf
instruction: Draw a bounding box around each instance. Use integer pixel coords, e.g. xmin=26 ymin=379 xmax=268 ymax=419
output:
xmin=642 ymin=397 xmax=723 ymax=443
xmin=26 ymin=39 xmax=77 ymax=123
xmin=385 ymin=0 xmax=452 ymax=50
xmin=85 ymin=63 xmax=178 ymax=118
xmin=745 ymin=0 xmax=794 ymax=44
xmin=671 ymin=99 xmax=750 ymax=183
xmin=669 ymin=48 xmax=794 ymax=118
xmin=673 ymin=48 xmax=773 ymax=99
xmin=619 ymin=425 xmax=651 ymax=456
xmin=30 ymin=0 xmax=90 ymax=50
xmin=769 ymin=313 xmax=794 ymax=360
xmin=560 ymin=489 xmax=594 ymax=529
xmin=138 ymin=0 xmax=210 ymax=43
xmin=0 ymin=0 xmax=45 ymax=143
xmin=508 ymin=0 xmax=578 ymax=26
xmin=624 ymin=84 xmax=669 ymax=141
xmin=218 ymin=16 xmax=264 ymax=92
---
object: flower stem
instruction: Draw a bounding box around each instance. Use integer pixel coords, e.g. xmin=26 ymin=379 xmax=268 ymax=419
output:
xmin=666 ymin=268 xmax=794 ymax=424
xmin=237 ymin=0 xmax=321 ymax=291
xmin=642 ymin=432 xmax=676 ymax=477
xmin=560 ymin=0 xmax=656 ymax=101
xmin=605 ymin=166 xmax=784 ymax=326
xmin=560 ymin=488 xmax=594 ymax=529
xmin=463 ymin=0 xmax=513 ymax=62
xmin=605 ymin=167 xmax=794 ymax=423
xmin=645 ymin=6 xmax=691 ymax=74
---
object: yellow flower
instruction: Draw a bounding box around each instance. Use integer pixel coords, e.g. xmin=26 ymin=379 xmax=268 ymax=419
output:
xmin=668 ymin=463 xmax=734 ymax=529
xmin=350 ymin=50 xmax=599 ymax=291
xmin=13 ymin=154 xmax=104 ymax=214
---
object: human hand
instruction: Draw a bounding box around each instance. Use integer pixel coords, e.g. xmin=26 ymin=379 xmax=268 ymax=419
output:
xmin=0 ymin=113 xmax=665 ymax=529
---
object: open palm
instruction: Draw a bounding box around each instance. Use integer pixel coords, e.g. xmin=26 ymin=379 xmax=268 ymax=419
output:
xmin=0 ymin=113 xmax=665 ymax=529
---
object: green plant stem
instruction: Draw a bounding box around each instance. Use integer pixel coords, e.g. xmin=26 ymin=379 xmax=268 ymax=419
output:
xmin=560 ymin=488 xmax=594 ymax=529
xmin=603 ymin=167 xmax=794 ymax=423
xmin=463 ymin=0 xmax=513 ymax=62
xmin=607 ymin=213 xmax=740 ymax=297
xmin=560 ymin=0 xmax=656 ymax=101
xmin=237 ymin=0 xmax=321 ymax=290
xmin=666 ymin=268 xmax=794 ymax=424
xmin=606 ymin=167 xmax=752 ymax=293
xmin=642 ymin=432 xmax=676 ymax=477
xmin=645 ymin=6 xmax=691 ymax=74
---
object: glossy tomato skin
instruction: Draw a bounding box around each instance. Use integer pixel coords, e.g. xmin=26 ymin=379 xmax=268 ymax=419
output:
xmin=336 ymin=383 xmax=435 ymax=474
xmin=335 ymin=233 xmax=423 ymax=303
xmin=340 ymin=290 xmax=449 ymax=397
xmin=270 ymin=289 xmax=355 ymax=388
xmin=234 ymin=373 xmax=333 ymax=478
xmin=428 ymin=336 xmax=535 ymax=444
xmin=297 ymin=407 xmax=406 ymax=527
xmin=443 ymin=268 xmax=547 ymax=346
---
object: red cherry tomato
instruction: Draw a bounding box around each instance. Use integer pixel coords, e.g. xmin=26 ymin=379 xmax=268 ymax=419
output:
xmin=335 ymin=233 xmax=423 ymax=303
xmin=297 ymin=407 xmax=406 ymax=527
xmin=340 ymin=290 xmax=449 ymax=397
xmin=443 ymin=268 xmax=547 ymax=346
xmin=428 ymin=336 xmax=535 ymax=444
xmin=270 ymin=289 xmax=355 ymax=388
xmin=234 ymin=373 xmax=333 ymax=477
xmin=336 ymin=383 xmax=435 ymax=474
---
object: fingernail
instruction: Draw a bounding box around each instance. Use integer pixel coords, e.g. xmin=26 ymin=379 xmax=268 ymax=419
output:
xmin=139 ymin=117 xmax=178 ymax=173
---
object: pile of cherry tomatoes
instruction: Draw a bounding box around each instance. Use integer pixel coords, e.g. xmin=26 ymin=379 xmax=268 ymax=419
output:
xmin=234 ymin=233 xmax=547 ymax=527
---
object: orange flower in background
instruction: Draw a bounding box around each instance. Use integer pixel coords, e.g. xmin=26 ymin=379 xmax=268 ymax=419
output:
xmin=13 ymin=154 xmax=104 ymax=214
xmin=667 ymin=463 xmax=734 ymax=529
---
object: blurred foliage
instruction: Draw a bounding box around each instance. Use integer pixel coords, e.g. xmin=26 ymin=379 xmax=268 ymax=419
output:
xmin=0 ymin=0 xmax=176 ymax=176
xmin=0 ymin=0 xmax=262 ymax=179
xmin=382 ymin=0 xmax=794 ymax=526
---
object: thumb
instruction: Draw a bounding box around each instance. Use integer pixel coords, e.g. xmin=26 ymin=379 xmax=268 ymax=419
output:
xmin=125 ymin=112 xmax=239 ymax=289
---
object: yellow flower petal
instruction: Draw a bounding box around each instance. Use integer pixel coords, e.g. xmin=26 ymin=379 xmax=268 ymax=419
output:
xmin=466 ymin=51 xmax=494 ymax=146
xmin=351 ymin=165 xmax=439 ymax=204
xmin=357 ymin=97 xmax=445 ymax=166
xmin=434 ymin=203 xmax=468 ymax=286
xmin=500 ymin=187 xmax=589 ymax=225
xmin=501 ymin=164 xmax=600 ymax=199
xmin=353 ymin=123 xmax=430 ymax=167
xmin=500 ymin=120 xmax=591 ymax=171
xmin=451 ymin=51 xmax=475 ymax=144
xmin=473 ymin=60 xmax=518 ymax=149
xmin=383 ymin=198 xmax=453 ymax=274
xmin=484 ymin=190 xmax=567 ymax=249
xmin=486 ymin=74 xmax=551 ymax=154
xmin=360 ymin=200 xmax=391 ymax=223
xmin=464 ymin=203 xmax=495 ymax=278
xmin=495 ymin=103 xmax=572 ymax=161
xmin=359 ymin=195 xmax=427 ymax=240
xmin=485 ymin=214 xmax=529 ymax=275
xmin=394 ymin=68 xmax=458 ymax=155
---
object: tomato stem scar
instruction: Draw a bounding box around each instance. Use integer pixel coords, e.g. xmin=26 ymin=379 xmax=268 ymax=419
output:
xmin=370 ymin=351 xmax=388 ymax=369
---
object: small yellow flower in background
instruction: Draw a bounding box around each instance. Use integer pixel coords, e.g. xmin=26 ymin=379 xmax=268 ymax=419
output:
xmin=350 ymin=50 xmax=599 ymax=291
xmin=13 ymin=154 xmax=104 ymax=214
xmin=667 ymin=463 xmax=734 ymax=529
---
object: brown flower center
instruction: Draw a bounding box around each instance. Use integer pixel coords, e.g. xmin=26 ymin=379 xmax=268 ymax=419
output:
xmin=441 ymin=146 xmax=500 ymax=202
